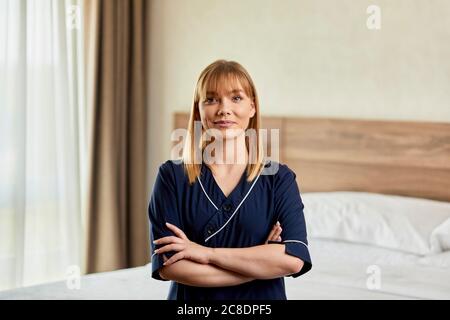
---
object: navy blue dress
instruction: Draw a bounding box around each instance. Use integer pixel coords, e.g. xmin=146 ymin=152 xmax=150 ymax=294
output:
xmin=148 ymin=159 xmax=312 ymax=300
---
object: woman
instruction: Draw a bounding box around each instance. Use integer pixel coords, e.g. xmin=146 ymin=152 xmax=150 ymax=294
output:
xmin=148 ymin=60 xmax=312 ymax=300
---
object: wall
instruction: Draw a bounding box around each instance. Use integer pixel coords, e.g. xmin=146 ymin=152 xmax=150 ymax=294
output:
xmin=146 ymin=0 xmax=450 ymax=191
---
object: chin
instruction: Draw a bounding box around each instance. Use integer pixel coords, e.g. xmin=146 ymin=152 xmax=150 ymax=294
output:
xmin=224 ymin=130 xmax=246 ymax=140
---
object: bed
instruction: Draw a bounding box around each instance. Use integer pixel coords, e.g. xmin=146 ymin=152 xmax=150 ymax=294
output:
xmin=1 ymin=235 xmax=449 ymax=300
xmin=1 ymin=115 xmax=449 ymax=300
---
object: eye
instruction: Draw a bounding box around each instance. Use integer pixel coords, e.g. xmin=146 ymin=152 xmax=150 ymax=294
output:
xmin=232 ymin=95 xmax=243 ymax=102
xmin=204 ymin=97 xmax=217 ymax=104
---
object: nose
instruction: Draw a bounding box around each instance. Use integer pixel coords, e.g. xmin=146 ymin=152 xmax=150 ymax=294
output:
xmin=218 ymin=97 xmax=232 ymax=115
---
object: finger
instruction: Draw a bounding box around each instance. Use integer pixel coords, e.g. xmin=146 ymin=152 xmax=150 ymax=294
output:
xmin=271 ymin=222 xmax=281 ymax=234
xmin=155 ymin=243 xmax=184 ymax=255
xmin=274 ymin=226 xmax=282 ymax=238
xmin=164 ymin=252 xmax=184 ymax=266
xmin=276 ymin=236 xmax=282 ymax=241
xmin=166 ymin=222 xmax=188 ymax=240
xmin=269 ymin=226 xmax=282 ymax=241
xmin=153 ymin=236 xmax=183 ymax=245
xmin=266 ymin=226 xmax=277 ymax=242
xmin=266 ymin=223 xmax=282 ymax=242
xmin=270 ymin=233 xmax=279 ymax=241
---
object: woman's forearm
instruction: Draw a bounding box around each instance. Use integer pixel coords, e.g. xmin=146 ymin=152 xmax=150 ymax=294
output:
xmin=209 ymin=244 xmax=303 ymax=280
xmin=159 ymin=259 xmax=255 ymax=287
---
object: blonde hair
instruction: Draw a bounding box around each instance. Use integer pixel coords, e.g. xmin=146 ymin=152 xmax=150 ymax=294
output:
xmin=182 ymin=59 xmax=265 ymax=185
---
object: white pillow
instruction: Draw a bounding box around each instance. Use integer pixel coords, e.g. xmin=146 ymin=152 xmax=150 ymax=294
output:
xmin=302 ymin=192 xmax=450 ymax=255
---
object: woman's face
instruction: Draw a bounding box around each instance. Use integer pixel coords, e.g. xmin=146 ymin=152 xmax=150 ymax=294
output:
xmin=198 ymin=81 xmax=256 ymax=140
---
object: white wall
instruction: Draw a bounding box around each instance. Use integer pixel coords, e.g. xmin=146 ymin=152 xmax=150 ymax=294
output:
xmin=146 ymin=0 xmax=450 ymax=190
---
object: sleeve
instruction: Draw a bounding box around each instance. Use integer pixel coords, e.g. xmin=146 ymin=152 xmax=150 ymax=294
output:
xmin=270 ymin=166 xmax=312 ymax=278
xmin=148 ymin=161 xmax=182 ymax=281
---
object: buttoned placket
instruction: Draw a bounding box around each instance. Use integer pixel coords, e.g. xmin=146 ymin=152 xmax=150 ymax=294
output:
xmin=197 ymin=162 xmax=268 ymax=243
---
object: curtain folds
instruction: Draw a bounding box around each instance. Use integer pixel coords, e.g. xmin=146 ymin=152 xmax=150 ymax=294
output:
xmin=0 ymin=0 xmax=85 ymax=290
xmin=83 ymin=0 xmax=149 ymax=273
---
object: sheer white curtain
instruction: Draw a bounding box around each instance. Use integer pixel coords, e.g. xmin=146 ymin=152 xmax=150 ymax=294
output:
xmin=0 ymin=0 xmax=86 ymax=290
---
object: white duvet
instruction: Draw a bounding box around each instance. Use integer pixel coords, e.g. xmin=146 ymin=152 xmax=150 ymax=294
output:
xmin=286 ymin=238 xmax=450 ymax=300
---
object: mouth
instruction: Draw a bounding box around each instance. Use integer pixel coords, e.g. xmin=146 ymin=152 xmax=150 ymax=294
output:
xmin=213 ymin=120 xmax=236 ymax=125
xmin=213 ymin=120 xmax=236 ymax=128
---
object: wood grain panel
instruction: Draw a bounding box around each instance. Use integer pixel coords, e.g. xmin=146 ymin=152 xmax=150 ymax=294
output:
xmin=287 ymin=159 xmax=450 ymax=202
xmin=174 ymin=112 xmax=189 ymax=130
xmin=284 ymin=118 xmax=450 ymax=170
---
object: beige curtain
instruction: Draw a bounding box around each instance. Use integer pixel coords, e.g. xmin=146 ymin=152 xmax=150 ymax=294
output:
xmin=83 ymin=0 xmax=149 ymax=273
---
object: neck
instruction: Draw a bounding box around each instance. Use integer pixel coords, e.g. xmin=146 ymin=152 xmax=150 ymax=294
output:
xmin=206 ymin=136 xmax=248 ymax=168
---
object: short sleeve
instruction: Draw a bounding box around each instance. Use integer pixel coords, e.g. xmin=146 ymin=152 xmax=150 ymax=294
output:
xmin=148 ymin=161 xmax=182 ymax=281
xmin=271 ymin=166 xmax=312 ymax=278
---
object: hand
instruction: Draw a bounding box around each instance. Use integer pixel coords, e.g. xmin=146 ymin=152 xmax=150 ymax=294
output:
xmin=265 ymin=221 xmax=282 ymax=244
xmin=154 ymin=222 xmax=213 ymax=266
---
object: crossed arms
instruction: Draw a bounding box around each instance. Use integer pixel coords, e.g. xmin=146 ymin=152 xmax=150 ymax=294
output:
xmin=156 ymin=223 xmax=304 ymax=287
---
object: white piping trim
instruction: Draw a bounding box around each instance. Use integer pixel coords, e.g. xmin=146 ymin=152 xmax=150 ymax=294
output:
xmin=151 ymin=251 xmax=157 ymax=259
xmin=283 ymin=240 xmax=308 ymax=248
xmin=204 ymin=171 xmax=263 ymax=243
xmin=198 ymin=160 xmax=270 ymax=212
xmin=197 ymin=176 xmax=219 ymax=210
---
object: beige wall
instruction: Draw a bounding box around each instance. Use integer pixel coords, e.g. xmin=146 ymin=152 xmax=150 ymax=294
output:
xmin=146 ymin=0 xmax=450 ymax=189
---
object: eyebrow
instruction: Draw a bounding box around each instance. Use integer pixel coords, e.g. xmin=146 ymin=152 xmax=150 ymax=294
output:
xmin=206 ymin=89 xmax=244 ymax=96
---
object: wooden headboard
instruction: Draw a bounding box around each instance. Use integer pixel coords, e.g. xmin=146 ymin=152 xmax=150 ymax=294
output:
xmin=174 ymin=112 xmax=450 ymax=202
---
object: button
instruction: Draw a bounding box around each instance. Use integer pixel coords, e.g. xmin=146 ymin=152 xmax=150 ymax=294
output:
xmin=207 ymin=227 xmax=214 ymax=235
xmin=223 ymin=204 xmax=232 ymax=212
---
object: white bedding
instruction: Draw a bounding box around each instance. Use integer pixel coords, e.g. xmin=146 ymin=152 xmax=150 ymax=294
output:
xmin=1 ymin=238 xmax=449 ymax=300
xmin=287 ymin=238 xmax=450 ymax=300
xmin=302 ymin=191 xmax=450 ymax=255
